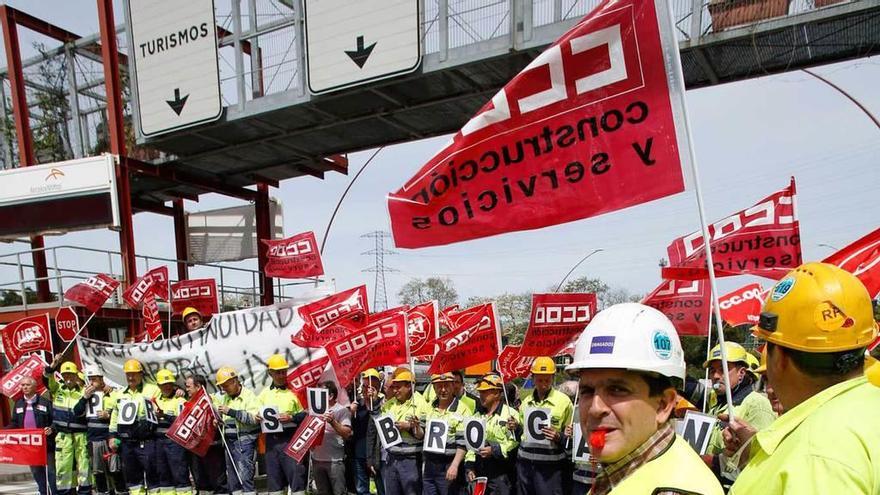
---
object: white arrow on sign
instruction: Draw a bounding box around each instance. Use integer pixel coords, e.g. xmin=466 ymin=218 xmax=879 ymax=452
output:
xmin=124 ymin=0 xmax=222 ymax=137
xmin=304 ymin=0 xmax=421 ymax=95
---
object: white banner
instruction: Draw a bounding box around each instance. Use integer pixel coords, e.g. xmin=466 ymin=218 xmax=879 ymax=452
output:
xmin=77 ymin=301 xmax=327 ymax=393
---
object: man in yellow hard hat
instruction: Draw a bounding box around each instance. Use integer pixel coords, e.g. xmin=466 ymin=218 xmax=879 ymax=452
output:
xmin=422 ymin=373 xmax=471 ymax=495
xmin=510 ymin=356 xmax=572 ymax=495
xmin=44 ymin=357 xmax=91 ymax=495
xmin=566 ymin=303 xmax=722 ymax=494
xmin=256 ymin=354 xmax=306 ymax=495
xmin=153 ymin=369 xmax=190 ymax=495
xmin=215 ymin=366 xmax=260 ymax=495
xmin=728 ymin=262 xmax=880 ymax=494
xmin=361 ymin=368 xmax=387 ymax=495
xmin=380 ymin=367 xmax=431 ymax=495
xmin=702 ymin=342 xmax=775 ymax=486
xmin=462 ymin=373 xmax=519 ymax=494
xmin=182 ymin=307 xmax=204 ymax=332
xmin=108 ymin=358 xmax=161 ymax=495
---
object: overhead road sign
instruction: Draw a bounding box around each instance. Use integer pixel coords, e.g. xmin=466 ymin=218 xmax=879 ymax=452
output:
xmin=304 ymin=0 xmax=421 ymax=95
xmin=125 ymin=0 xmax=222 ymax=137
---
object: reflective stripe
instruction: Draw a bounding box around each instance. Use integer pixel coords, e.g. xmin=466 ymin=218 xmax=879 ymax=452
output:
xmin=517 ymin=448 xmax=567 ymax=462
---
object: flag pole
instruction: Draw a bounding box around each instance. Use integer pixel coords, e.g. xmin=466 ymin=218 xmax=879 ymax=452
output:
xmin=206 ymin=391 xmax=245 ymax=489
xmin=664 ymin=0 xmax=735 ymax=421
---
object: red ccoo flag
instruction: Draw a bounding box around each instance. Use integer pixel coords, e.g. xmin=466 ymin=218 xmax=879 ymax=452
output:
xmin=519 ymin=293 xmax=597 ymax=357
xmin=325 ymin=312 xmax=409 ymax=388
xmin=387 ymin=0 xmax=690 ymax=248
xmin=718 ymin=283 xmax=764 ymax=327
xmin=498 ymin=345 xmax=535 ymax=383
xmin=293 ymin=286 xmax=370 ymax=348
xmin=642 ymin=279 xmax=710 ymax=336
xmin=64 ymin=274 xmax=119 ymax=314
xmin=263 ymin=231 xmax=324 ymax=279
xmin=823 ymin=228 xmax=880 ymax=298
xmin=123 ymin=266 xmax=170 ymax=308
xmin=663 ymin=178 xmax=801 ymax=281
xmin=285 ymin=415 xmax=326 ymax=463
xmin=1 ymin=314 xmax=53 ymax=364
xmin=407 ymin=301 xmax=439 ymax=359
xmin=0 ymin=429 xmax=47 ymax=466
xmin=170 ymin=279 xmax=218 ymax=317
xmin=166 ymin=388 xmax=217 ymax=457
xmin=286 ymin=356 xmax=331 ymax=408
xmin=428 ymin=303 xmax=501 ymax=374
xmin=0 ymin=354 xmax=47 ymax=400
xmin=141 ymin=292 xmax=164 ymax=342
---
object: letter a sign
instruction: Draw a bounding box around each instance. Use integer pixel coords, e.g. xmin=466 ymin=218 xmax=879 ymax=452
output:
xmin=388 ymin=0 xmax=691 ymax=248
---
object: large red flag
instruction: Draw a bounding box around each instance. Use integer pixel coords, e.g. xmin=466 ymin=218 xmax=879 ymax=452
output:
xmin=642 ymin=279 xmax=710 ymax=336
xmin=64 ymin=274 xmax=119 ymax=313
xmin=286 ymin=356 xmax=331 ymax=408
xmin=663 ymin=178 xmax=801 ymax=281
xmin=498 ymin=345 xmax=535 ymax=383
xmin=0 ymin=354 xmax=47 ymax=400
xmin=293 ymin=286 xmax=370 ymax=348
xmin=325 ymin=312 xmax=409 ymax=388
xmin=263 ymin=231 xmax=324 ymax=279
xmin=387 ymin=0 xmax=689 ymax=248
xmin=170 ymin=279 xmax=219 ymax=317
xmin=285 ymin=415 xmax=326 ymax=463
xmin=407 ymin=301 xmax=439 ymax=359
xmin=1 ymin=314 xmax=52 ymax=364
xmin=0 ymin=429 xmax=47 ymax=465
xmin=166 ymin=388 xmax=217 ymax=457
xmin=718 ymin=283 xmax=764 ymax=327
xmin=428 ymin=303 xmax=501 ymax=374
xmin=123 ymin=266 xmax=170 ymax=308
xmin=824 ymin=228 xmax=880 ymax=298
xmin=519 ymin=293 xmax=597 ymax=357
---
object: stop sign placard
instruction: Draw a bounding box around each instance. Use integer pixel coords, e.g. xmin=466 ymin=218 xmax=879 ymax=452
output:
xmin=55 ymin=307 xmax=79 ymax=342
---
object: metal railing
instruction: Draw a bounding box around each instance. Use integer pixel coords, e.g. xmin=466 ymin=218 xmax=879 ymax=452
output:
xmin=0 ymin=244 xmax=321 ymax=313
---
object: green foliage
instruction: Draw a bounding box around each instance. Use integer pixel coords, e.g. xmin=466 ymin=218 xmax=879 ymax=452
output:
xmin=397 ymin=277 xmax=459 ymax=310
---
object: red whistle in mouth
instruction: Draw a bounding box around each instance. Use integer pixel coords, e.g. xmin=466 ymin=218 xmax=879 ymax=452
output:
xmin=590 ymin=429 xmax=607 ymax=450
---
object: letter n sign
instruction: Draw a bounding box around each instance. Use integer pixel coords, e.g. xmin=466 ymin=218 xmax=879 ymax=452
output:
xmin=374 ymin=413 xmax=402 ymax=449
xmin=423 ymin=419 xmax=448 ymax=454
xmin=681 ymin=411 xmax=717 ymax=455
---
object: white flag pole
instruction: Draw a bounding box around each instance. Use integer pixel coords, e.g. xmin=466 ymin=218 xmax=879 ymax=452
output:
xmin=663 ymin=0 xmax=735 ymax=421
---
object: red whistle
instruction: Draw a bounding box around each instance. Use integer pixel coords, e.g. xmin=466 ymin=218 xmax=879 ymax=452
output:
xmin=590 ymin=429 xmax=607 ymax=450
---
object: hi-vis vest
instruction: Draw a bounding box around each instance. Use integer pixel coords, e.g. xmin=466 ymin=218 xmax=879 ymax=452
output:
xmin=155 ymin=395 xmax=186 ymax=436
xmin=109 ymin=383 xmax=161 ymax=440
xmin=216 ymin=387 xmax=260 ymax=439
xmin=47 ymin=376 xmax=87 ymax=434
xmin=607 ymin=435 xmax=723 ymax=495
xmin=382 ymin=393 xmax=431 ymax=456
xmin=425 ymin=397 xmax=469 ymax=457
xmin=256 ymin=385 xmax=303 ymax=436
xmin=518 ymin=389 xmax=573 ymax=462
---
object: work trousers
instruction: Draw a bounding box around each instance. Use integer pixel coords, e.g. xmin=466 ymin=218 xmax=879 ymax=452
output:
xmin=382 ymin=454 xmax=420 ymax=495
xmin=55 ymin=431 xmax=91 ymax=495
xmin=264 ymin=434 xmax=305 ymax=495
xmin=155 ymin=436 xmax=191 ymax=495
xmin=515 ymin=459 xmax=563 ymax=495
xmin=223 ymin=435 xmax=256 ymax=495
xmin=120 ymin=439 xmax=159 ymax=495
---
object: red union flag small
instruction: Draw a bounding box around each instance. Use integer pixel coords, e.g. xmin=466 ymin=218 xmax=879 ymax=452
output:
xmin=823 ymin=228 xmax=880 ymax=298
xmin=285 ymin=415 xmax=326 ymax=462
xmin=407 ymin=301 xmax=439 ymax=359
xmin=141 ymin=293 xmax=164 ymax=342
xmin=498 ymin=345 xmax=535 ymax=382
xmin=166 ymin=388 xmax=216 ymax=457
xmin=642 ymin=279 xmax=710 ymax=336
xmin=0 ymin=429 xmax=47 ymax=466
xmin=287 ymin=356 xmax=331 ymax=408
xmin=263 ymin=231 xmax=325 ymax=279
xmin=1 ymin=314 xmax=52 ymax=364
xmin=170 ymin=279 xmax=218 ymax=317
xmin=325 ymin=312 xmax=409 ymax=388
xmin=387 ymin=0 xmax=690 ymax=248
xmin=64 ymin=274 xmax=119 ymax=313
xmin=123 ymin=266 xmax=170 ymax=308
xmin=663 ymin=178 xmax=801 ymax=281
xmin=293 ymin=286 xmax=370 ymax=348
xmin=718 ymin=283 xmax=764 ymax=327
xmin=520 ymin=293 xmax=597 ymax=357
xmin=0 ymin=354 xmax=47 ymax=400
xmin=428 ymin=303 xmax=500 ymax=374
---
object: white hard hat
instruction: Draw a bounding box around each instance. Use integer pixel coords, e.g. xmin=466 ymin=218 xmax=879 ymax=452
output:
xmin=83 ymin=365 xmax=103 ymax=378
xmin=566 ymin=302 xmax=685 ymax=382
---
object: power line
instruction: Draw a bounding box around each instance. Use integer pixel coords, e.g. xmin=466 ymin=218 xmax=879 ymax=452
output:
xmin=361 ymin=231 xmax=397 ymax=311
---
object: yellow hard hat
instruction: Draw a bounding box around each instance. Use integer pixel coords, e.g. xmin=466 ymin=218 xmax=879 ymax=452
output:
xmin=215 ymin=366 xmax=237 ymax=386
xmin=156 ymin=369 xmax=176 ymax=385
xmin=530 ymin=356 xmax=556 ymax=375
xmin=703 ymin=342 xmax=750 ymax=368
xmin=391 ymin=367 xmax=414 ymax=383
xmin=182 ymin=307 xmax=201 ymax=319
xmin=754 ymin=263 xmax=878 ymax=352
xmin=475 ymin=373 xmax=503 ymax=391
xmin=60 ymin=361 xmax=79 ymax=374
xmin=267 ymin=354 xmax=289 ymax=371
xmin=430 ymin=373 xmax=454 ymax=384
xmin=123 ymin=359 xmax=143 ymax=373
xmin=77 ymin=372 xmax=85 ymax=381
xmin=865 ymin=355 xmax=880 ymax=387
xmin=361 ymin=368 xmax=382 ymax=380
xmin=755 ymin=347 xmax=768 ymax=374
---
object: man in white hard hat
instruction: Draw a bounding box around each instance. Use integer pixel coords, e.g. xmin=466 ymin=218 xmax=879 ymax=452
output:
xmin=566 ymin=302 xmax=723 ymax=494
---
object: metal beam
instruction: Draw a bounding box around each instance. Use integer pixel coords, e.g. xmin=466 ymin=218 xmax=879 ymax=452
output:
xmin=255 ymin=183 xmax=274 ymax=305
xmin=172 ymin=199 xmax=189 ymax=281
xmin=132 ymin=198 xmax=174 ymax=215
xmin=127 ymin=157 xmax=259 ymax=202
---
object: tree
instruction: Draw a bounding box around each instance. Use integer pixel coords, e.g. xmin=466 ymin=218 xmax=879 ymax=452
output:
xmin=466 ymin=292 xmax=532 ymax=345
xmin=397 ymin=277 xmax=458 ymax=309
xmin=557 ymin=276 xmax=642 ymax=309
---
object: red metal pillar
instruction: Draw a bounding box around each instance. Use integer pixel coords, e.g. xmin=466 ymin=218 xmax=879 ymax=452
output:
xmin=97 ymin=0 xmax=138 ymax=337
xmin=172 ymin=199 xmax=189 ymax=281
xmin=255 ymin=183 xmax=274 ymax=305
xmin=0 ymin=6 xmax=52 ymax=302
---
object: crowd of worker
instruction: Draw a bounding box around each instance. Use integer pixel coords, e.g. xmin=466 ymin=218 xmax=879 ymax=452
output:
xmin=7 ymin=261 xmax=880 ymax=495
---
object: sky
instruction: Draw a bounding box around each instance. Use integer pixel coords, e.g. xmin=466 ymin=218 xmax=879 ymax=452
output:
xmin=1 ymin=0 xmax=879 ymax=309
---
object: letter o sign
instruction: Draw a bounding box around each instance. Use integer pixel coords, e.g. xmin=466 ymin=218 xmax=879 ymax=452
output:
xmin=118 ymin=399 xmax=138 ymax=426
